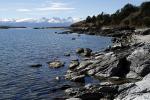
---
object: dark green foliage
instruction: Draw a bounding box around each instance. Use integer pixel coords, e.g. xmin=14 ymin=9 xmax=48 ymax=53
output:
xmin=91 ymin=15 xmax=97 ymax=22
xmin=143 ymin=17 xmax=150 ymax=27
xmin=141 ymin=2 xmax=150 ymax=16
xmin=86 ymin=16 xmax=92 ymax=23
xmin=75 ymin=2 xmax=150 ymax=28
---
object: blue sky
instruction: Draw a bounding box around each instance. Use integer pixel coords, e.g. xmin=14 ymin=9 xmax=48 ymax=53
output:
xmin=0 ymin=0 xmax=149 ymax=19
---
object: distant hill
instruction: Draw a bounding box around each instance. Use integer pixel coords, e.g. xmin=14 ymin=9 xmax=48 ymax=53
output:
xmin=71 ymin=2 xmax=150 ymax=28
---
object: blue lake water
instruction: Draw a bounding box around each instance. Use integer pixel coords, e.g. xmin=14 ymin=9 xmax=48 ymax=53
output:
xmin=0 ymin=28 xmax=111 ymax=100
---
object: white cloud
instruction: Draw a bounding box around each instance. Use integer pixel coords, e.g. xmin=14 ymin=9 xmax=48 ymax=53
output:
xmin=36 ymin=2 xmax=75 ymax=11
xmin=16 ymin=2 xmax=75 ymax=13
xmin=36 ymin=7 xmax=75 ymax=11
xmin=17 ymin=9 xmax=31 ymax=12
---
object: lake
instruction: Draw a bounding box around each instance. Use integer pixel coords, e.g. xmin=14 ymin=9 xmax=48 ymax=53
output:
xmin=0 ymin=28 xmax=111 ymax=100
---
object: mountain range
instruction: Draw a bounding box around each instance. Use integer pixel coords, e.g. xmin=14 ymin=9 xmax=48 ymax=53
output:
xmin=0 ymin=17 xmax=82 ymax=27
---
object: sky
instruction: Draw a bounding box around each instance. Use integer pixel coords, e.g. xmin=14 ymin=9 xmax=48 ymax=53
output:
xmin=0 ymin=0 xmax=149 ymax=19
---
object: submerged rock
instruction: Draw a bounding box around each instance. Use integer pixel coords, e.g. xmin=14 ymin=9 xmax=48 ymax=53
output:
xmin=60 ymin=85 xmax=71 ymax=90
xmin=64 ymin=52 xmax=71 ymax=56
xmin=30 ymin=64 xmax=42 ymax=67
xmin=49 ymin=61 xmax=64 ymax=68
xmin=72 ymin=38 xmax=76 ymax=40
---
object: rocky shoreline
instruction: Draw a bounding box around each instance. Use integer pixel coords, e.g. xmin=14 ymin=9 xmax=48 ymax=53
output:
xmin=62 ymin=28 xmax=150 ymax=100
xmin=69 ymin=26 xmax=135 ymax=37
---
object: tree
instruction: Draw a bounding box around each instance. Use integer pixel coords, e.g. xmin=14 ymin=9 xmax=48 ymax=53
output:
xmin=91 ymin=15 xmax=96 ymax=22
xmin=86 ymin=16 xmax=92 ymax=23
xmin=141 ymin=2 xmax=150 ymax=16
xmin=119 ymin=4 xmax=138 ymax=20
xmin=143 ymin=17 xmax=150 ymax=27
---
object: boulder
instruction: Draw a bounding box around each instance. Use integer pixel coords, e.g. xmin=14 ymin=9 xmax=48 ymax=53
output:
xmin=76 ymin=48 xmax=84 ymax=54
xmin=49 ymin=61 xmax=64 ymax=68
xmin=82 ymin=48 xmax=92 ymax=57
xmin=76 ymin=48 xmax=92 ymax=57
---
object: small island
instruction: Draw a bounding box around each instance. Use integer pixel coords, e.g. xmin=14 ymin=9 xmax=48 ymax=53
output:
xmin=0 ymin=26 xmax=26 ymax=29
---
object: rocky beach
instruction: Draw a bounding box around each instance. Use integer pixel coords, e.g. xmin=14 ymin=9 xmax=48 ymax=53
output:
xmin=0 ymin=1 xmax=149 ymax=100
xmin=61 ymin=28 xmax=150 ymax=100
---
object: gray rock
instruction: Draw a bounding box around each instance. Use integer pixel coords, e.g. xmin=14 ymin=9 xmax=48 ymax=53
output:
xmin=82 ymin=48 xmax=92 ymax=57
xmin=49 ymin=61 xmax=64 ymax=68
xmin=66 ymin=98 xmax=82 ymax=100
xmin=87 ymin=69 xmax=96 ymax=76
xmin=65 ymin=88 xmax=79 ymax=96
xmin=65 ymin=88 xmax=74 ymax=94
xmin=115 ymin=73 xmax=150 ymax=100
xmin=126 ymin=71 xmax=141 ymax=79
xmin=76 ymin=48 xmax=92 ymax=57
xmin=71 ymin=75 xmax=85 ymax=82
xmin=76 ymin=48 xmax=84 ymax=54
xmin=127 ymin=47 xmax=150 ymax=77
xmin=84 ymin=84 xmax=92 ymax=89
xmin=77 ymin=61 xmax=93 ymax=70
xmin=69 ymin=60 xmax=79 ymax=69
xmin=110 ymin=57 xmax=131 ymax=78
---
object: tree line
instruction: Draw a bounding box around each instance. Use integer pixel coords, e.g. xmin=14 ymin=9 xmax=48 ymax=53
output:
xmin=71 ymin=2 xmax=150 ymax=28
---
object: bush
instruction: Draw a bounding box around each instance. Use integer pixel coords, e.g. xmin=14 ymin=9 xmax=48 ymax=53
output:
xmin=143 ymin=17 xmax=150 ymax=27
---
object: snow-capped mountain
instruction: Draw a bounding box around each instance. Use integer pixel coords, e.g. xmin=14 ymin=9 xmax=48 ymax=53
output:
xmin=0 ymin=17 xmax=82 ymax=27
